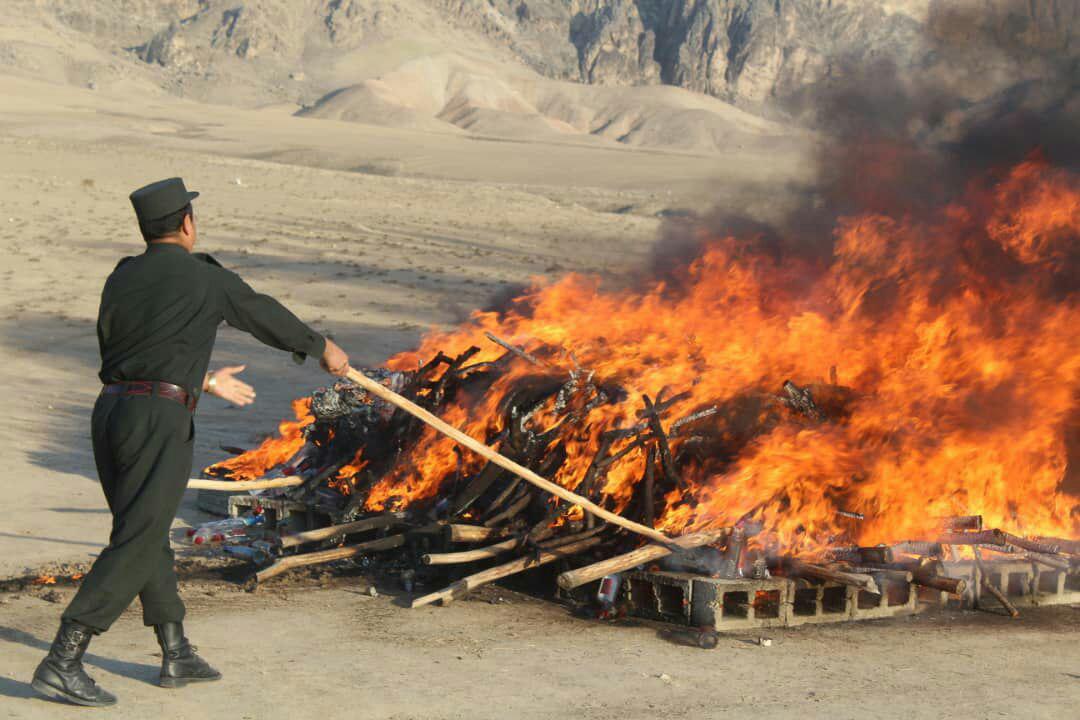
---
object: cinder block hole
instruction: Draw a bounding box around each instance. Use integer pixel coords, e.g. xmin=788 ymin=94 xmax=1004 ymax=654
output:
xmin=656 ymin=583 xmax=687 ymax=618
xmin=754 ymin=589 xmax=781 ymax=619
xmin=793 ymin=588 xmax=818 ymax=616
xmin=1007 ymin=572 xmax=1030 ymax=597
xmin=822 ymin=586 xmax=847 ymax=614
xmin=1065 ymin=574 xmax=1080 ymax=592
xmin=988 ymin=572 xmax=1003 ymax=591
xmin=1037 ymin=572 xmax=1060 ymax=593
xmin=857 ymin=589 xmax=882 ymax=609
xmin=885 ymin=581 xmax=911 ymax=606
xmin=722 ymin=591 xmax=750 ymax=618
xmin=629 ymin=579 xmax=657 ymax=612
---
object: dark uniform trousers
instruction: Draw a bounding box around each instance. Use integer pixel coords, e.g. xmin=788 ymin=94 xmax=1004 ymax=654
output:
xmin=62 ymin=391 xmax=194 ymax=633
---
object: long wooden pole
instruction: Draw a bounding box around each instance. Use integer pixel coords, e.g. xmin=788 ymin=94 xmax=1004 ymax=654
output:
xmin=345 ymin=368 xmax=673 ymax=546
xmin=187 ymin=477 xmax=304 ymax=491
xmin=556 ymin=529 xmax=728 ymax=590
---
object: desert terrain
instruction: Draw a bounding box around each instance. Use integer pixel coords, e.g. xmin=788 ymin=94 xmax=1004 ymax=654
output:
xmin=1 ymin=1 xmax=1078 ymax=718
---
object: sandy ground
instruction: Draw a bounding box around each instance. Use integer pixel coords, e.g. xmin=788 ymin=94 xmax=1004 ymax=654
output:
xmin=0 ymin=74 xmax=1077 ymax=718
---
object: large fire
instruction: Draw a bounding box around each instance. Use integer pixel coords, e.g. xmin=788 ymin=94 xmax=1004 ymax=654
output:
xmin=208 ymin=158 xmax=1079 ymax=554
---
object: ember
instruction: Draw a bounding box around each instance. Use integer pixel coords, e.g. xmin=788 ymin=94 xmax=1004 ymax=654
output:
xmin=201 ymin=157 xmax=1079 ymax=627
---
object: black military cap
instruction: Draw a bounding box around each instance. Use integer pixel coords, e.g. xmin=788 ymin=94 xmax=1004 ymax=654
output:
xmin=129 ymin=177 xmax=199 ymax=225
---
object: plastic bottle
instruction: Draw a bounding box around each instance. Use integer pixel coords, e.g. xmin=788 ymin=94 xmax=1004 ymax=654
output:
xmin=189 ymin=513 xmax=265 ymax=544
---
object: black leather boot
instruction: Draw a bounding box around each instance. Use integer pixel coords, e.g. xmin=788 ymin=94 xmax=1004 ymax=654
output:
xmin=31 ymin=621 xmax=118 ymax=707
xmin=153 ymin=622 xmax=222 ymax=688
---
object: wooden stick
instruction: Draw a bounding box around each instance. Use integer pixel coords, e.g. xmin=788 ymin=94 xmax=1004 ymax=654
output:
xmin=938 ymin=529 xmax=1007 ymax=547
xmin=345 ymin=368 xmax=673 ymax=546
xmin=188 ymin=477 xmax=304 ymax=491
xmin=483 ymin=491 xmax=531 ymax=527
xmin=786 ymin=558 xmax=880 ymax=595
xmin=254 ymin=534 xmax=404 ymax=584
xmin=556 ymin=530 xmax=728 ymax=590
xmin=1034 ymin=536 xmax=1080 ymax=555
xmin=278 ymin=514 xmax=404 ymax=549
xmin=422 ymin=537 xmax=522 ymax=565
xmin=411 ymin=536 xmax=604 ymax=608
xmin=445 ymin=524 xmax=507 ymax=543
xmin=866 ymin=559 xmax=966 ymax=594
xmin=973 ymin=548 xmax=1019 ymax=618
xmin=484 ymin=332 xmax=546 ymax=367
xmin=1000 ymin=533 xmax=1060 ymax=555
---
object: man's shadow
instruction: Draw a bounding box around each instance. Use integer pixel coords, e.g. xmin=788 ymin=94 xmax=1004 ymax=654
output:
xmin=0 ymin=625 xmax=160 ymax=700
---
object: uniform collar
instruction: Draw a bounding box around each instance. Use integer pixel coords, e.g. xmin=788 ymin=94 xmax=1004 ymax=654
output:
xmin=145 ymin=242 xmax=191 ymax=255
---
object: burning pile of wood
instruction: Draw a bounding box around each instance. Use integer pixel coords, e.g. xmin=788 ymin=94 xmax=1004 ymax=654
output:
xmin=198 ymin=333 xmax=1079 ymax=620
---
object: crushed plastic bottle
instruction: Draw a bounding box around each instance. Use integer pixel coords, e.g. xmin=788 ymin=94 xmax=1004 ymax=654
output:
xmin=189 ymin=513 xmax=265 ymax=545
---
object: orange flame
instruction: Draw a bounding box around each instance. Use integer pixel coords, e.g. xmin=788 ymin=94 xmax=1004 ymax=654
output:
xmin=328 ymin=449 xmax=368 ymax=496
xmin=210 ymin=159 xmax=1080 ymax=553
xmin=207 ymin=399 xmax=314 ymax=480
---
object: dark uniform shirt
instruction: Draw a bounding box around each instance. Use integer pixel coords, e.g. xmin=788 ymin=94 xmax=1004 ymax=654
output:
xmin=97 ymin=243 xmax=325 ymax=398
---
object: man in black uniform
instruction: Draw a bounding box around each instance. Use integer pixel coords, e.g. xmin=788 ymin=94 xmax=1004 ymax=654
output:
xmin=32 ymin=178 xmax=351 ymax=707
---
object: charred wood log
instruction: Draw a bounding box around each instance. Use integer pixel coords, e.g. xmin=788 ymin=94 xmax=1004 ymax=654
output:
xmin=784 ymin=558 xmax=880 ymax=595
xmin=641 ymin=394 xmax=682 ymax=490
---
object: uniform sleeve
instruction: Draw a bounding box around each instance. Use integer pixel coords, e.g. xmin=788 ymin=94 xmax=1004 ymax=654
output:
xmin=215 ymin=267 xmax=326 ymax=361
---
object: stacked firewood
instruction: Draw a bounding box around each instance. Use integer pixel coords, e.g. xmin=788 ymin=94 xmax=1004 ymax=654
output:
xmin=205 ymin=335 xmax=1079 ymax=614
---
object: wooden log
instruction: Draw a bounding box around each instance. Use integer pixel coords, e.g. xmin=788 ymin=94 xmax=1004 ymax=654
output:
xmin=346 ymin=368 xmax=673 ymax=546
xmin=1001 ymin=533 xmax=1060 ymax=555
xmin=483 ymin=491 xmax=532 ymax=527
xmin=411 ymin=536 xmax=605 ymax=608
xmin=938 ymin=530 xmax=1007 ymax=547
xmin=188 ymin=477 xmax=304 ymax=491
xmin=936 ymin=515 xmax=983 ymax=532
xmin=445 ymin=524 xmax=507 ymax=543
xmin=912 ymin=570 xmax=966 ymax=595
xmin=1034 ymin=537 xmax=1080 ymax=555
xmin=422 ymin=537 xmax=522 ymax=565
xmin=892 ymin=540 xmax=943 ymax=557
xmin=253 ymin=534 xmax=405 ymax=584
xmin=483 ymin=331 xmax=547 ymax=367
xmin=642 ymin=445 xmax=657 ymax=529
xmin=556 ymin=530 xmax=729 ymax=590
xmin=641 ymin=394 xmax=682 ymax=489
xmin=278 ymin=514 xmax=404 ymax=549
xmin=973 ymin=548 xmax=1019 ymax=618
xmin=786 ymin=558 xmax=880 ymax=595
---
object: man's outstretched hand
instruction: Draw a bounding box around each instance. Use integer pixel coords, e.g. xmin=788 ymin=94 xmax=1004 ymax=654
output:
xmin=321 ymin=338 xmax=351 ymax=377
xmin=205 ymin=365 xmax=256 ymax=406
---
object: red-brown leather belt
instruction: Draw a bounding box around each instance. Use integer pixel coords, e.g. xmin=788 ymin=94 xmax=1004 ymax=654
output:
xmin=102 ymin=381 xmax=197 ymax=412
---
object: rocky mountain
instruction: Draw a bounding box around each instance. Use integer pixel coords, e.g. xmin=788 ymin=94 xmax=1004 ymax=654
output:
xmin=5 ymin=0 xmax=1075 ymax=150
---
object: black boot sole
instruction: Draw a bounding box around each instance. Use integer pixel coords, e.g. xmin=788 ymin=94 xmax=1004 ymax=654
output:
xmin=159 ymin=672 xmax=222 ymax=688
xmin=31 ymin=677 xmax=118 ymax=707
